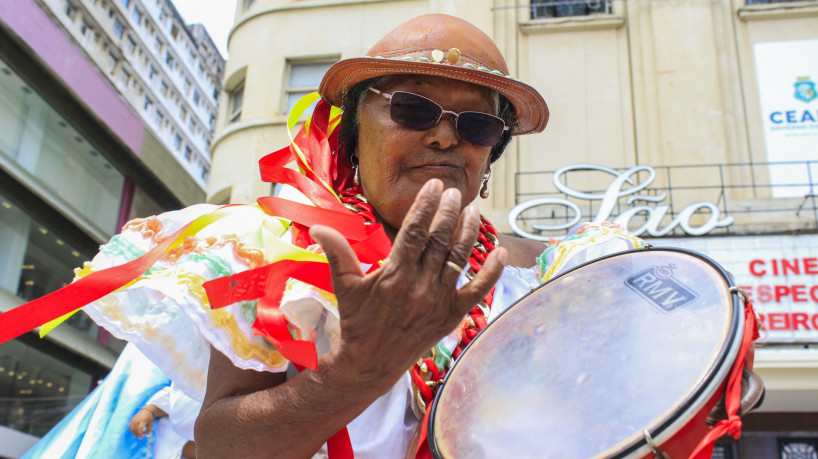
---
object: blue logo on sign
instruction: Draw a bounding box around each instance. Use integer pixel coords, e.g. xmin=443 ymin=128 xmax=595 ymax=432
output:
xmin=626 ymin=264 xmax=698 ymax=313
xmin=795 ymin=76 xmax=817 ymax=103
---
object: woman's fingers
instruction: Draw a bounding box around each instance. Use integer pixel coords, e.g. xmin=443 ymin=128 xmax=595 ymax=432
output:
xmin=310 ymin=225 xmax=365 ymax=292
xmin=455 ymin=248 xmax=507 ymax=315
xmin=389 ymin=179 xmax=443 ymax=267
xmin=423 ymin=187 xmax=466 ymax=272
xmin=446 ymin=205 xmax=480 ymax=269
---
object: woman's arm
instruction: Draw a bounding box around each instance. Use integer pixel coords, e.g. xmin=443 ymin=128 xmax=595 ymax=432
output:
xmin=195 ymin=180 xmax=507 ymax=458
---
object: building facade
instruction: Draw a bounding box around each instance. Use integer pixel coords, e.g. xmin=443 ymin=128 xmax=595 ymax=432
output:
xmin=210 ymin=0 xmax=818 ymax=456
xmin=0 ymin=0 xmax=222 ymax=455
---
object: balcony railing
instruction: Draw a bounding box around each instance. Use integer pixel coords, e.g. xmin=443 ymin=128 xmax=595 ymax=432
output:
xmin=746 ymin=0 xmax=815 ymax=4
xmin=530 ymin=0 xmax=613 ymax=19
xmin=512 ymin=161 xmax=818 ymax=239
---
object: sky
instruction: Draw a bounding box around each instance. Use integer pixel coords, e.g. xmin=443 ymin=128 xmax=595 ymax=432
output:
xmin=171 ymin=0 xmax=237 ymax=58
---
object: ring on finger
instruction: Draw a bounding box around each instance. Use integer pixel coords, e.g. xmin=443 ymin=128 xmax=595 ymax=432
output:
xmin=445 ymin=260 xmax=463 ymax=274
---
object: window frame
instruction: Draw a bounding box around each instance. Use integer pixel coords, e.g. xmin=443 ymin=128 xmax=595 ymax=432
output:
xmin=281 ymin=57 xmax=338 ymax=116
xmin=228 ymin=81 xmax=244 ymax=122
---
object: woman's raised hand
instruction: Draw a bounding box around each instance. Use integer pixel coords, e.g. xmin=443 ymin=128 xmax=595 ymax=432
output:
xmin=309 ymin=179 xmax=507 ymax=392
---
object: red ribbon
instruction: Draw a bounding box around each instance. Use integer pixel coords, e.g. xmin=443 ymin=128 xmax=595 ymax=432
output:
xmin=688 ymin=300 xmax=758 ymax=459
xmin=0 ymin=220 xmax=197 ymax=344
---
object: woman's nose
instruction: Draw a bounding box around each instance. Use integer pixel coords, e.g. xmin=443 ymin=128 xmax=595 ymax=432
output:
xmin=423 ymin=113 xmax=459 ymax=149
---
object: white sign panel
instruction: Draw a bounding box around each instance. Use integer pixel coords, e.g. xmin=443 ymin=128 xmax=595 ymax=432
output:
xmin=753 ymin=40 xmax=818 ymax=198
xmin=652 ymin=235 xmax=818 ymax=344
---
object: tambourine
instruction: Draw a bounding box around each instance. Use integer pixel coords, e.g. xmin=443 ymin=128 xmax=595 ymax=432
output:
xmin=428 ymin=248 xmax=763 ymax=458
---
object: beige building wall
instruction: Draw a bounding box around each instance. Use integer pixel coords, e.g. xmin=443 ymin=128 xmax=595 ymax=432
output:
xmin=210 ymin=0 xmax=818 ymax=441
xmin=210 ymin=0 xmax=818 ymax=229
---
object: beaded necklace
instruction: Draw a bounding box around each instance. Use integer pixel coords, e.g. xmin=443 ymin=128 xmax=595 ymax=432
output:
xmin=339 ymin=186 xmax=499 ymax=413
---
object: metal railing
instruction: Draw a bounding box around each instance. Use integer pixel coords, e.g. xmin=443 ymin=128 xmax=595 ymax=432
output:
xmin=512 ymin=161 xmax=818 ymax=238
xmin=746 ymin=0 xmax=815 ymax=4
xmin=529 ymin=0 xmax=613 ymax=19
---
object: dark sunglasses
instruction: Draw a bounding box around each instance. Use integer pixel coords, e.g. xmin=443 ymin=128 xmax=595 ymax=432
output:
xmin=368 ymin=88 xmax=509 ymax=147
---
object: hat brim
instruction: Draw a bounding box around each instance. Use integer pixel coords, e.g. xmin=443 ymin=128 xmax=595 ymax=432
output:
xmin=319 ymin=57 xmax=549 ymax=135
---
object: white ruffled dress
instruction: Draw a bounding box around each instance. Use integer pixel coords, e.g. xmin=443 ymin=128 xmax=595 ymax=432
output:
xmin=78 ymin=203 xmax=643 ymax=458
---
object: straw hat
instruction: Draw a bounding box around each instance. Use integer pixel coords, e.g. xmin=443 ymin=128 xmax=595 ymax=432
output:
xmin=319 ymin=14 xmax=549 ymax=135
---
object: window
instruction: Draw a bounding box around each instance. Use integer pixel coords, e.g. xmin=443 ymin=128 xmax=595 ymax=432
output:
xmin=228 ymin=82 xmax=244 ymax=122
xmin=192 ymin=90 xmax=200 ymax=105
xmin=106 ymin=52 xmax=118 ymax=74
xmin=131 ymin=8 xmax=142 ymax=25
xmin=155 ymin=108 xmax=164 ymax=126
xmin=184 ymin=78 xmax=192 ymax=95
xmin=80 ymin=20 xmax=92 ymax=37
xmin=284 ymin=60 xmax=336 ymax=115
xmin=184 ymin=146 xmax=192 ymax=161
xmin=166 ymin=52 xmax=175 ymax=69
xmin=180 ymin=105 xmax=188 ymax=121
xmin=174 ymin=134 xmax=181 ymax=150
xmin=125 ymin=35 xmax=136 ymax=54
xmin=778 ymin=438 xmax=818 ymax=458
xmin=148 ymin=65 xmax=158 ymax=81
xmin=114 ymin=19 xmax=125 ymax=38
xmin=530 ymin=0 xmax=611 ymax=19
xmin=120 ymin=0 xmax=130 ymax=7
xmin=201 ymin=165 xmax=210 ymax=181
xmin=143 ymin=95 xmax=153 ymax=111
xmin=120 ymin=68 xmax=131 ymax=86
xmin=161 ymin=80 xmax=170 ymax=97
xmin=154 ymin=37 xmax=163 ymax=52
xmin=64 ymin=2 xmax=77 ymax=19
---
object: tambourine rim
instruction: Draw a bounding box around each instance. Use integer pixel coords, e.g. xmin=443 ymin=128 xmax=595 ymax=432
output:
xmin=427 ymin=247 xmax=743 ymax=459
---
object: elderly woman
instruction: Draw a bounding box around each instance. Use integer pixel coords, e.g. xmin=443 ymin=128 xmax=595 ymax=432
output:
xmin=191 ymin=14 xmax=592 ymax=458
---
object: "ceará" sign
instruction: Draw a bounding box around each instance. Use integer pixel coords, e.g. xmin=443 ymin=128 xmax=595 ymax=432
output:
xmin=508 ymin=164 xmax=735 ymax=240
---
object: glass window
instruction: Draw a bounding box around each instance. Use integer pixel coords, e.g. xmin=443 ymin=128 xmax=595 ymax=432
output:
xmin=530 ymin=0 xmax=611 ymax=19
xmin=779 ymin=438 xmax=818 ymax=458
xmin=192 ymin=90 xmax=200 ymax=105
xmin=64 ymin=2 xmax=77 ymax=19
xmin=143 ymin=95 xmax=153 ymax=111
xmin=120 ymin=68 xmax=130 ymax=86
xmin=174 ymin=134 xmax=181 ymax=150
xmin=125 ymin=35 xmax=136 ymax=54
xmin=166 ymin=52 xmax=175 ymax=70
xmin=148 ymin=65 xmax=157 ymax=81
xmin=120 ymin=0 xmax=130 ymax=7
xmin=229 ymin=82 xmax=244 ymax=122
xmin=113 ymin=18 xmax=124 ymax=39
xmin=155 ymin=108 xmax=164 ymax=126
xmin=0 ymin=340 xmax=94 ymax=437
xmin=179 ymin=105 xmax=187 ymax=121
xmin=0 ymin=59 xmax=125 ymax=234
xmin=131 ymin=8 xmax=142 ymax=24
xmin=106 ymin=52 xmax=118 ymax=74
xmin=284 ymin=60 xmax=336 ymax=115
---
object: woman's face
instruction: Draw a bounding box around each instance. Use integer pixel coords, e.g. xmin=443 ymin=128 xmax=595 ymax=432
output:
xmin=355 ymin=75 xmax=496 ymax=236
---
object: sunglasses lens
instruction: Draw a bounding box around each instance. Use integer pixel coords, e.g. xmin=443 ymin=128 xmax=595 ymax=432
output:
xmin=390 ymin=92 xmax=441 ymax=130
xmin=457 ymin=112 xmax=505 ymax=146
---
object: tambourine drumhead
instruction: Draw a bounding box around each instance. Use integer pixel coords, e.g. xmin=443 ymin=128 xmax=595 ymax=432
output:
xmin=429 ymin=249 xmax=743 ymax=458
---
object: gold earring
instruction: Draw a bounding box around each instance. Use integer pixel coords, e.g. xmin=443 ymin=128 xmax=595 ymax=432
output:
xmin=480 ymin=172 xmax=490 ymax=199
xmin=354 ymin=165 xmax=360 ymax=187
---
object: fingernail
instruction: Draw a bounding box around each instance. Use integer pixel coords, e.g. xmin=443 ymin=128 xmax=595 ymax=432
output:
xmin=443 ymin=187 xmax=459 ymax=202
xmin=427 ymin=178 xmax=443 ymax=194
